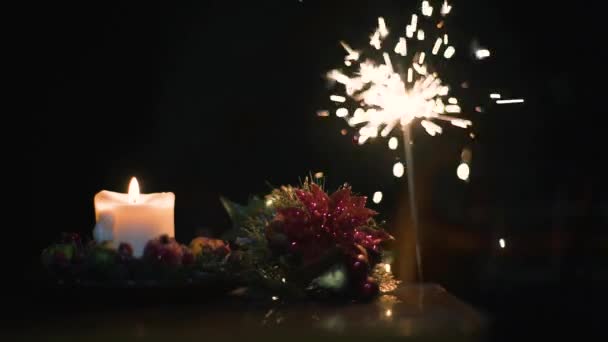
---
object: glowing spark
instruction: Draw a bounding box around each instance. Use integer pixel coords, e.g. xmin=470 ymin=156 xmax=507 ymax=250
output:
xmin=490 ymin=93 xmax=501 ymax=99
xmin=330 ymin=95 xmax=346 ymax=102
xmin=384 ymin=263 xmax=391 ymax=273
xmin=406 ymin=25 xmax=414 ymax=38
xmin=372 ymin=191 xmax=383 ymax=204
xmin=413 ymin=63 xmax=427 ymax=75
xmin=378 ymin=17 xmax=389 ymax=37
xmin=434 ymin=98 xmax=445 ymax=113
xmin=432 ymin=38 xmax=442 ymax=55
xmin=443 ymin=46 xmax=455 ymax=59
xmin=336 ymin=108 xmax=348 ymax=117
xmin=326 ymin=8 xmax=477 ymax=173
xmin=451 ymin=118 xmax=472 ymax=128
xmin=327 ymin=70 xmax=350 ymax=85
xmin=317 ymin=110 xmax=329 ymax=117
xmin=340 ymin=41 xmax=360 ymax=61
xmin=445 ymin=104 xmax=461 ymax=113
xmin=314 ymin=172 xmax=324 ymax=179
xmin=475 ymin=48 xmax=490 ymax=59
xmin=496 ymin=99 xmax=524 ymax=104
xmin=457 ymin=163 xmax=470 ymax=181
xmin=340 ymin=128 xmax=348 ymax=135
xmin=359 ymin=126 xmax=378 ymax=138
xmin=385 ymin=309 xmax=393 ymax=317
xmin=394 ymin=37 xmax=407 ymax=56
xmin=281 ymin=278 xmax=286 ymax=283
xmin=417 ymin=29 xmax=425 ymax=40
xmin=441 ymin=1 xmax=452 ymax=16
xmin=421 ymin=120 xmax=442 ymax=136
xmin=393 ymin=162 xmax=405 ymax=178
xmin=266 ymin=199 xmax=274 ymax=207
xmin=349 ymin=108 xmax=366 ymax=126
xmin=272 ymin=296 xmax=279 ymax=301
xmin=388 ymin=137 xmax=398 ymax=150
xmin=380 ymin=125 xmax=394 ymax=137
xmin=418 ymin=52 xmax=426 ymax=64
xmin=422 ymin=1 xmax=433 ymax=16
xmin=370 ymin=30 xmax=381 ymax=50
xmin=383 ymin=52 xmax=393 ymax=70
xmin=443 ymin=34 xmax=448 ymax=44
xmin=499 ymin=238 xmax=506 ymax=248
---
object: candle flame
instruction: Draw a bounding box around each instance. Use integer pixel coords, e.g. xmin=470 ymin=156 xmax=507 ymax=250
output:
xmin=128 ymin=177 xmax=140 ymax=204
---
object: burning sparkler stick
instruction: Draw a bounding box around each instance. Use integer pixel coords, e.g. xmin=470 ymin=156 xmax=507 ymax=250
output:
xmin=325 ymin=1 xmax=478 ymax=282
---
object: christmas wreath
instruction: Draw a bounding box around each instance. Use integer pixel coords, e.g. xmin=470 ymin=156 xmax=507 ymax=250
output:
xmin=41 ymin=178 xmax=399 ymax=301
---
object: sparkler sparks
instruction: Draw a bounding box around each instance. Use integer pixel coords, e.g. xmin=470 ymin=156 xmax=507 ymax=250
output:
xmin=327 ymin=1 xmax=472 ymax=147
xmin=456 ymin=162 xmax=470 ymax=181
xmin=320 ymin=1 xmax=522 ymax=282
xmin=475 ymin=48 xmax=491 ymax=59
xmin=496 ymin=98 xmax=525 ymax=104
xmin=372 ymin=191 xmax=383 ymax=204
xmin=392 ymin=162 xmax=405 ymax=178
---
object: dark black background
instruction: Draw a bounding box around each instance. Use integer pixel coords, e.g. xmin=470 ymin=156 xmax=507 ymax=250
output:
xmin=25 ymin=0 xmax=607 ymax=340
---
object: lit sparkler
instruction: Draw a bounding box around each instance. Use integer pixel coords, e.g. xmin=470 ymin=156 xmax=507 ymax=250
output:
xmin=326 ymin=8 xmax=472 ymax=146
xmin=325 ymin=1 xmax=476 ymax=282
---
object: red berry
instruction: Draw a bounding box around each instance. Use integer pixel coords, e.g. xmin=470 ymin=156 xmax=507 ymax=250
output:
xmin=158 ymin=248 xmax=180 ymax=266
xmin=356 ymin=253 xmax=368 ymax=263
xmin=182 ymin=251 xmax=195 ymax=266
xmin=357 ymin=278 xmax=379 ymax=300
xmin=349 ymin=260 xmax=369 ymax=280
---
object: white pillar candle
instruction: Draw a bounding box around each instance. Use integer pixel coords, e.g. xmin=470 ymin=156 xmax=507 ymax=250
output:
xmin=93 ymin=177 xmax=175 ymax=257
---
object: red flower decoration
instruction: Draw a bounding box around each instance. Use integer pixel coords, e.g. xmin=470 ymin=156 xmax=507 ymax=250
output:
xmin=268 ymin=184 xmax=392 ymax=264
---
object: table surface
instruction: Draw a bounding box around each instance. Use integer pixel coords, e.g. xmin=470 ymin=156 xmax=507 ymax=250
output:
xmin=5 ymin=283 xmax=486 ymax=341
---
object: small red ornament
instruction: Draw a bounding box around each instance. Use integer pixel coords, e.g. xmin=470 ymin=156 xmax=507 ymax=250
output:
xmin=144 ymin=235 xmax=184 ymax=266
xmin=157 ymin=248 xmax=181 ymax=266
xmin=357 ymin=277 xmax=379 ymax=300
xmin=182 ymin=250 xmax=195 ymax=266
xmin=349 ymin=260 xmax=368 ymax=280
